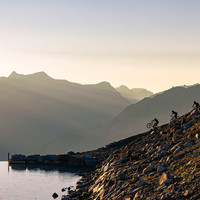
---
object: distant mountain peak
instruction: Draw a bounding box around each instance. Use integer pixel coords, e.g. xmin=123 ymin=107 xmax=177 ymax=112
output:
xmin=94 ymin=81 xmax=115 ymax=91
xmin=9 ymin=71 xmax=19 ymax=78
xmin=117 ymin=85 xmax=130 ymax=91
xmin=30 ymin=71 xmax=52 ymax=79
xmin=118 ymin=85 xmax=129 ymax=89
xmin=116 ymin=85 xmax=153 ymax=102
xmin=8 ymin=71 xmax=53 ymax=80
xmin=97 ymin=81 xmax=112 ymax=87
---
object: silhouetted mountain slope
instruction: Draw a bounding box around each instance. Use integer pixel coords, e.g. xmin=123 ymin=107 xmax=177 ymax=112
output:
xmin=0 ymin=72 xmax=130 ymax=160
xmin=116 ymin=85 xmax=153 ymax=103
xmin=44 ymin=84 xmax=200 ymax=154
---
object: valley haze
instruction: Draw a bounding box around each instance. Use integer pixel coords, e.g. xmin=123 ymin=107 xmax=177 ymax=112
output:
xmin=0 ymin=71 xmax=152 ymax=160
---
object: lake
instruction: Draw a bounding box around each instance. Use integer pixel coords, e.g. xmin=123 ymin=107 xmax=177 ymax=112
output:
xmin=0 ymin=161 xmax=81 ymax=200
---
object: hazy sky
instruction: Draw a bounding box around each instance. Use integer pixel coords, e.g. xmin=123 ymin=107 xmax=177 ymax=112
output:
xmin=0 ymin=0 xmax=200 ymax=92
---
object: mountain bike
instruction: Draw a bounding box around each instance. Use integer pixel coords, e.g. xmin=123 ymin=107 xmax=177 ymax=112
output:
xmin=146 ymin=120 xmax=156 ymax=129
xmin=169 ymin=115 xmax=180 ymax=127
xmin=170 ymin=115 xmax=179 ymax=123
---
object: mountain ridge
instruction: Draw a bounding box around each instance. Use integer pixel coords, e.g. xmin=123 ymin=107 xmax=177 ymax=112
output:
xmin=116 ymin=85 xmax=153 ymax=103
xmin=0 ymin=72 xmax=131 ymax=160
xmin=9 ymin=71 xmax=53 ymax=80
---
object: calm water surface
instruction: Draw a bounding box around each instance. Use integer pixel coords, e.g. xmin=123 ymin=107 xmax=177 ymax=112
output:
xmin=0 ymin=161 xmax=81 ymax=200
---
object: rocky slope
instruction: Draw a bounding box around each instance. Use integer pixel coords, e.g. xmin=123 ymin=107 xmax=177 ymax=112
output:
xmin=64 ymin=108 xmax=200 ymax=200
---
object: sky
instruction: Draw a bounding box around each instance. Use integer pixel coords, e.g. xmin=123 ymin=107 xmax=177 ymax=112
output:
xmin=0 ymin=0 xmax=200 ymax=93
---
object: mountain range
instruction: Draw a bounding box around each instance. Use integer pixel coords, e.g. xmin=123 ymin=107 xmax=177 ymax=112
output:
xmin=2 ymin=71 xmax=199 ymax=161
xmin=0 ymin=71 xmax=133 ymax=160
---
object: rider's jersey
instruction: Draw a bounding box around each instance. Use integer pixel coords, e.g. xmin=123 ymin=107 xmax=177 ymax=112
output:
xmin=154 ymin=118 xmax=159 ymax=125
xmin=171 ymin=111 xmax=178 ymax=118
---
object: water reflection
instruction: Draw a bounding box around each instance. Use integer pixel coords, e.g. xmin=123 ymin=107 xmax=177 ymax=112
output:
xmin=11 ymin=165 xmax=26 ymax=171
xmin=10 ymin=164 xmax=88 ymax=175
xmin=0 ymin=162 xmax=81 ymax=200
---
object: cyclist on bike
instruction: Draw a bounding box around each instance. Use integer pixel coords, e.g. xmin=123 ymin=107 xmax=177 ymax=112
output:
xmin=193 ymin=101 xmax=200 ymax=108
xmin=171 ymin=110 xmax=178 ymax=119
xmin=153 ymin=118 xmax=159 ymax=129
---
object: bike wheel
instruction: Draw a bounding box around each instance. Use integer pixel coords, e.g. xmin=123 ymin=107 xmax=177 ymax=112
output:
xmin=147 ymin=123 xmax=152 ymax=129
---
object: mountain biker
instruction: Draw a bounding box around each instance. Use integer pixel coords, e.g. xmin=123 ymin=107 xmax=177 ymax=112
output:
xmin=171 ymin=110 xmax=178 ymax=119
xmin=153 ymin=118 xmax=159 ymax=129
xmin=193 ymin=101 xmax=200 ymax=108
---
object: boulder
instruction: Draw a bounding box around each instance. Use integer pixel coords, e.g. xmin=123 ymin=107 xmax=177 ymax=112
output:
xmin=143 ymin=166 xmax=153 ymax=174
xmin=52 ymin=193 xmax=58 ymax=199
xmin=159 ymin=173 xmax=173 ymax=185
xmin=137 ymin=179 xmax=146 ymax=187
xmin=196 ymin=133 xmax=200 ymax=139
xmin=184 ymin=189 xmax=193 ymax=197
xmin=157 ymin=165 xmax=166 ymax=173
xmin=117 ymin=170 xmax=125 ymax=179
xmin=128 ymin=166 xmax=137 ymax=171
xmin=163 ymin=144 xmax=170 ymax=150
xmin=150 ymin=161 xmax=157 ymax=167
xmin=183 ymin=141 xmax=194 ymax=148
